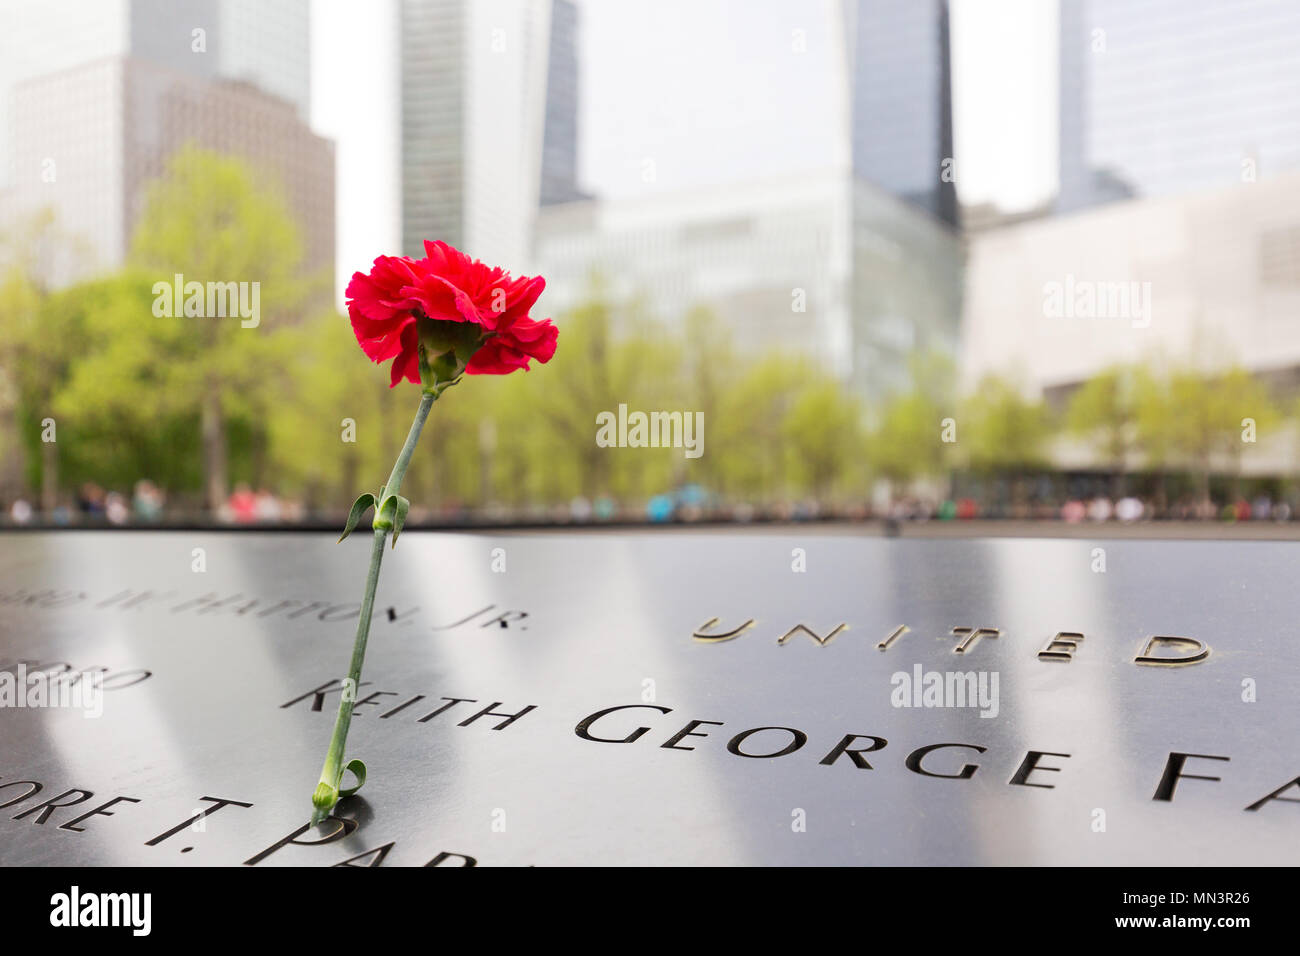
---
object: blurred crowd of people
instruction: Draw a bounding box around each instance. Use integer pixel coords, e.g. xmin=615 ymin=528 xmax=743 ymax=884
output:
xmin=884 ymin=494 xmax=1294 ymax=524
xmin=3 ymin=483 xmax=1299 ymax=528
xmin=220 ymin=483 xmax=305 ymax=524
xmin=3 ymin=481 xmax=303 ymax=527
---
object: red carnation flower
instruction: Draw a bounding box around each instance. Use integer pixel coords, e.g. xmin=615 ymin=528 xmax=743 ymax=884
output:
xmin=319 ymin=241 xmax=559 ymax=824
xmin=345 ymin=240 xmax=558 ymax=387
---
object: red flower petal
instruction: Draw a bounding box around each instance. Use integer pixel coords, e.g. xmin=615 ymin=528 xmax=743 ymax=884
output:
xmin=400 ymin=273 xmax=481 ymax=325
xmin=466 ymin=319 xmax=559 ymax=374
xmin=493 ymin=276 xmax=546 ymax=327
xmin=349 ymin=303 xmax=413 ymax=363
xmin=389 ymin=321 xmax=421 ymax=387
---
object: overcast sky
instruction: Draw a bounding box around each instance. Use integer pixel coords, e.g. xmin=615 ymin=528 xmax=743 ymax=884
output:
xmin=312 ymin=0 xmax=1058 ymax=293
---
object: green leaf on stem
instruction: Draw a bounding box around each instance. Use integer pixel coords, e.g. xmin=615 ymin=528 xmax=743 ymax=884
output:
xmin=339 ymin=758 xmax=367 ymax=798
xmin=339 ymin=492 xmax=376 ymax=542
xmin=308 ymin=758 xmax=367 ymax=826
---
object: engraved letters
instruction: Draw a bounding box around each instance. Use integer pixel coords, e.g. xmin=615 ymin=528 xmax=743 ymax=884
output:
xmin=694 ymin=617 xmax=1212 ymax=667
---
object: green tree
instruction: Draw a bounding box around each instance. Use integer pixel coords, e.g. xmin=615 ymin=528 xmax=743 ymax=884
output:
xmin=678 ymin=307 xmax=739 ymax=494
xmin=870 ymin=351 xmax=958 ymax=489
xmin=265 ymin=313 xmax=400 ymax=514
xmin=0 ymin=266 xmax=56 ymax=507
xmin=1065 ymin=363 xmax=1141 ymax=495
xmin=0 ymin=208 xmax=95 ymax=508
xmin=525 ymin=291 xmax=681 ymax=503
xmin=56 ymin=145 xmax=312 ymax=511
xmin=1136 ymin=363 xmax=1278 ymax=502
xmin=43 ymin=275 xmax=212 ymax=499
xmin=715 ymin=354 xmax=817 ymax=500
xmin=960 ymin=374 xmax=1052 ymax=472
xmin=782 ymin=380 xmax=864 ymax=500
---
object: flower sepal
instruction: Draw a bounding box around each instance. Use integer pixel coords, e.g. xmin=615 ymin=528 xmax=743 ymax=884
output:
xmin=417 ymin=316 xmax=484 ymax=396
xmin=309 ymin=782 xmax=335 ymax=827
xmin=309 ymin=758 xmax=367 ymax=827
xmin=373 ymin=491 xmax=411 ymax=548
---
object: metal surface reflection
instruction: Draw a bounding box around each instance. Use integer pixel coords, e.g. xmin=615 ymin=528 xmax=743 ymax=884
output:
xmin=0 ymin=531 xmax=1296 ymax=865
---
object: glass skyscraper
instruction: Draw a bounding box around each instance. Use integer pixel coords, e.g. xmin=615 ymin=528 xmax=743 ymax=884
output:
xmin=844 ymin=0 xmax=958 ymax=227
xmin=399 ymin=0 xmax=579 ymax=268
xmin=399 ymin=0 xmax=467 ymax=258
xmin=539 ymin=0 xmax=586 ymax=206
xmin=1057 ymin=0 xmax=1300 ymax=211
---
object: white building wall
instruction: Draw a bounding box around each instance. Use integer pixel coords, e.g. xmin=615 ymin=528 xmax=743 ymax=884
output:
xmin=962 ymin=173 xmax=1300 ymax=394
xmin=0 ymin=0 xmax=130 ymax=194
xmin=9 ymin=59 xmax=127 ymax=284
xmin=963 ymin=173 xmax=1300 ymax=475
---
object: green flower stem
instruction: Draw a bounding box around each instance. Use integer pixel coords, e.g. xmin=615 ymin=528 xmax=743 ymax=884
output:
xmin=311 ymin=389 xmax=437 ymax=825
xmin=384 ymin=390 xmax=437 ymax=502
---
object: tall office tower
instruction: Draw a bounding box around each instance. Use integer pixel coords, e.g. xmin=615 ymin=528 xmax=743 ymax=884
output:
xmin=539 ymin=0 xmax=585 ymax=206
xmin=1056 ymin=0 xmax=1101 ymax=214
xmin=217 ymin=0 xmax=311 ymax=119
xmin=1 ymin=0 xmax=325 ymax=285
xmin=400 ymin=0 xmax=467 ymax=260
xmin=1057 ymin=0 xmax=1300 ymax=212
xmin=10 ymin=56 xmax=334 ymax=287
xmin=534 ymin=1 xmax=963 ymax=400
xmin=399 ymin=0 xmax=561 ymax=270
xmin=0 ymin=0 xmax=311 ymax=184
xmin=843 ymin=0 xmax=958 ymax=227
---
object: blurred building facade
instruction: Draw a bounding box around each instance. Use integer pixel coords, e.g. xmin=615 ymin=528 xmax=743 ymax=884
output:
xmin=11 ymin=59 xmax=333 ymax=285
xmin=399 ymin=0 xmax=562 ymax=272
xmin=1 ymin=0 xmax=329 ymax=286
xmin=962 ymin=170 xmax=1300 ymax=471
xmin=539 ymin=0 xmax=587 ymax=206
xmin=0 ymin=0 xmax=200 ymax=135
xmin=849 ymin=177 xmax=963 ymax=398
xmin=844 ymin=0 xmax=958 ymax=227
xmin=1057 ymin=0 xmax=1300 ymax=213
xmin=533 ymin=0 xmax=963 ymax=401
xmin=534 ymin=171 xmax=961 ymax=401
xmin=0 ymin=0 xmax=311 ymax=177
